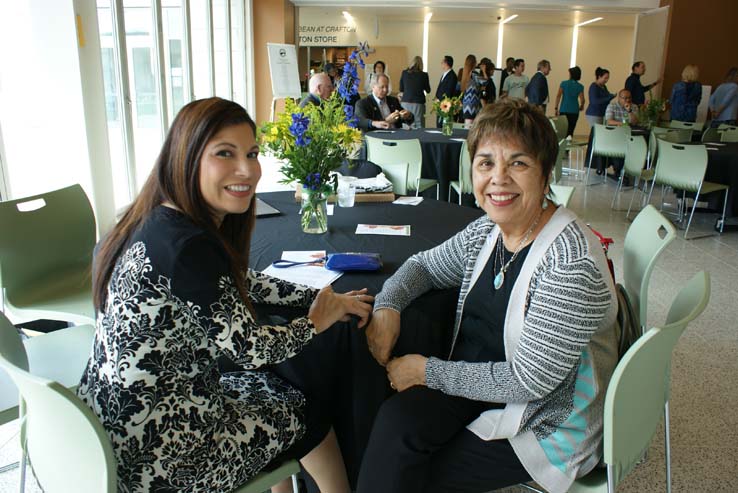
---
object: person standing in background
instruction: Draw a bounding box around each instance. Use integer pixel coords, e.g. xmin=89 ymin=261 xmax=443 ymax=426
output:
xmin=585 ymin=67 xmax=615 ymax=127
xmin=460 ymin=54 xmax=482 ymax=126
xmin=435 ymin=55 xmax=459 ymax=127
xmin=708 ymin=67 xmax=738 ymax=127
xmin=400 ymin=56 xmax=431 ymax=129
xmin=555 ymin=66 xmax=585 ymax=138
xmin=526 ymin=60 xmax=551 ymax=112
xmin=625 ymin=61 xmax=660 ymax=106
xmin=669 ymin=65 xmax=702 ymax=123
xmin=499 ymin=57 xmax=515 ymax=97
xmin=500 ymin=59 xmax=528 ymax=100
xmin=364 ymin=60 xmax=393 ymax=96
xmin=478 ymin=58 xmax=497 ymax=107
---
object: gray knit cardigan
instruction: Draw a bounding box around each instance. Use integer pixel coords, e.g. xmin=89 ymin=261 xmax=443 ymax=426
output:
xmin=374 ymin=207 xmax=618 ymax=493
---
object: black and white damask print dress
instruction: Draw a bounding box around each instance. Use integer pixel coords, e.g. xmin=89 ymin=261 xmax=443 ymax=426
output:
xmin=77 ymin=206 xmax=319 ymax=492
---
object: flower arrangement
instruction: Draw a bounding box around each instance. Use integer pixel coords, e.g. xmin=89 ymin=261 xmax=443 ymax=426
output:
xmin=637 ymin=90 xmax=668 ymax=128
xmin=432 ymin=96 xmax=462 ymax=135
xmin=260 ymin=42 xmax=368 ymax=232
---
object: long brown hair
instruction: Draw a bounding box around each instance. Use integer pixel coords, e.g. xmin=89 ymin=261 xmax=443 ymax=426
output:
xmin=460 ymin=54 xmax=477 ymax=94
xmin=93 ymin=97 xmax=257 ymax=311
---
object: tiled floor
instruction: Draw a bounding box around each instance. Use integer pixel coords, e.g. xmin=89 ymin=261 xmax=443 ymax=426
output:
xmin=1 ymin=159 xmax=737 ymax=492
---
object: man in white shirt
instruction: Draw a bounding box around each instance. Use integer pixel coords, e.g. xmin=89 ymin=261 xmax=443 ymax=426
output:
xmin=501 ymin=59 xmax=529 ymax=100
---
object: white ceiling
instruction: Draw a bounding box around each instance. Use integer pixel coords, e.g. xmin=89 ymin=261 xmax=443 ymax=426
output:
xmin=293 ymin=0 xmax=660 ymax=27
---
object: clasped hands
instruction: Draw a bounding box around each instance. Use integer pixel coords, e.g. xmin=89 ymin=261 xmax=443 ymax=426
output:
xmin=365 ymin=308 xmax=427 ymax=392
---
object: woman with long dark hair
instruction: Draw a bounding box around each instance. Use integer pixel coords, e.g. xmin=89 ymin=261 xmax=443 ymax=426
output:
xmin=79 ymin=97 xmax=372 ymax=492
xmin=460 ymin=54 xmax=481 ymax=126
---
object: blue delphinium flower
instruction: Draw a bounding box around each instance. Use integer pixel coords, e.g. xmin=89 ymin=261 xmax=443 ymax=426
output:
xmin=304 ymin=172 xmax=322 ymax=191
xmin=343 ymin=104 xmax=358 ymax=128
xmin=289 ymin=113 xmax=311 ymax=147
xmin=337 ymin=42 xmax=369 ymax=123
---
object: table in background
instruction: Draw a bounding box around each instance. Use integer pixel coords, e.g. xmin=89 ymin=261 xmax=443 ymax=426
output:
xmin=366 ymin=128 xmax=469 ymax=201
xmin=705 ymin=143 xmax=738 ymax=218
xmin=250 ymin=191 xmax=483 ymax=487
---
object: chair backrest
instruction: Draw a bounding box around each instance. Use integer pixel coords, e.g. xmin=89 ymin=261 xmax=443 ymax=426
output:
xmin=720 ymin=127 xmax=738 ymax=142
xmin=457 ymin=140 xmax=474 ymax=194
xmin=622 ymin=205 xmax=676 ymax=333
xmin=701 ymin=127 xmax=721 ymax=143
xmin=603 ymin=271 xmax=709 ymax=487
xmin=452 ymin=122 xmax=466 ymax=130
xmin=592 ymin=124 xmax=629 ymax=158
xmin=660 ymin=128 xmax=692 ymax=144
xmin=550 ymin=116 xmax=568 ymax=142
xmin=0 ymin=184 xmax=96 ymax=296
xmin=648 ymin=126 xmax=682 ymax=165
xmin=552 ymin=138 xmax=567 ymax=184
xmin=549 ymin=184 xmax=575 ymax=207
xmin=622 ymin=135 xmax=648 ymax=179
xmin=669 ymin=120 xmax=703 ymax=132
xmin=365 ymin=136 xmax=423 ymax=194
xmin=0 ymin=312 xmax=117 ymax=493
xmin=653 ymin=141 xmax=708 ymax=192
xmin=717 ymin=123 xmax=738 ymax=131
xmin=0 ymin=310 xmax=29 ymax=423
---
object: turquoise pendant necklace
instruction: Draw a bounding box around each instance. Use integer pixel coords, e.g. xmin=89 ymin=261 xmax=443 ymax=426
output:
xmin=493 ymin=209 xmax=544 ymax=290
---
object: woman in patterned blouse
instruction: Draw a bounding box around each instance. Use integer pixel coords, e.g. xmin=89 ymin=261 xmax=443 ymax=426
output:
xmin=79 ymin=97 xmax=372 ymax=492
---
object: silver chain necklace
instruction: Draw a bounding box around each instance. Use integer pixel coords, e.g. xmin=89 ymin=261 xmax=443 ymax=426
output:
xmin=493 ymin=209 xmax=544 ymax=290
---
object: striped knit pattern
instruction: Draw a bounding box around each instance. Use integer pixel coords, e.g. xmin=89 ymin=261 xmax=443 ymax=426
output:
xmin=374 ymin=213 xmax=617 ymax=491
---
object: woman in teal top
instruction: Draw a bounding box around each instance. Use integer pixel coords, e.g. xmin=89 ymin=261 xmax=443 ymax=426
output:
xmin=554 ymin=66 xmax=585 ymax=137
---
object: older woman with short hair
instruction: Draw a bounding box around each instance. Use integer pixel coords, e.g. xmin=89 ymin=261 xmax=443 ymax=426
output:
xmin=358 ymin=99 xmax=618 ymax=493
xmin=670 ymin=64 xmax=702 ymax=122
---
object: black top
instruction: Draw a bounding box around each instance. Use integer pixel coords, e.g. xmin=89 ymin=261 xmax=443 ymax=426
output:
xmin=481 ymin=78 xmax=497 ymax=104
xmin=400 ymin=69 xmax=431 ymax=103
xmin=453 ymin=241 xmax=532 ymax=363
xmin=625 ymin=73 xmax=653 ymax=106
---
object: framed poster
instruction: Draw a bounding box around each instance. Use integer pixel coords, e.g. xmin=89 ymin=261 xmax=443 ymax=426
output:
xmin=267 ymin=43 xmax=301 ymax=100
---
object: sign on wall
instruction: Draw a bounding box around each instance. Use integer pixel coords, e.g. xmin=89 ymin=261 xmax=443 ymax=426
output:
xmin=298 ymin=11 xmax=358 ymax=47
xmin=266 ymin=43 xmax=301 ymax=99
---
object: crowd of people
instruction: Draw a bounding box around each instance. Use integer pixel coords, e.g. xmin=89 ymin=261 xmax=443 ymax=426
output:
xmin=301 ymin=54 xmax=738 ymax=132
xmin=76 ymin=52 xmax=738 ymax=493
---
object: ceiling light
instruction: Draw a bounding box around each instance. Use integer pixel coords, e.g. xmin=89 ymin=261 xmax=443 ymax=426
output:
xmin=501 ymin=14 xmax=518 ymax=24
xmin=424 ymin=12 xmax=433 ymax=22
xmin=576 ymin=17 xmax=603 ymax=27
xmin=342 ymin=11 xmax=354 ymax=24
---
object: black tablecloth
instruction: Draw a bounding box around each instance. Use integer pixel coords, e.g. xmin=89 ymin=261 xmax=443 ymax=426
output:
xmin=250 ymin=192 xmax=483 ymax=487
xmin=705 ymin=143 xmax=738 ymax=217
xmin=367 ymin=128 xmax=469 ymax=201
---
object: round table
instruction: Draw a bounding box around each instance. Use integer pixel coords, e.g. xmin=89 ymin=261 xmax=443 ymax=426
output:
xmin=366 ymin=128 xmax=469 ymax=201
xmin=249 ymin=191 xmax=483 ymax=488
xmin=705 ymin=142 xmax=738 ymax=218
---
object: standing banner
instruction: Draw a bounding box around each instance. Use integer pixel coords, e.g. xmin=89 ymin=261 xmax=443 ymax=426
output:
xmin=267 ymin=43 xmax=301 ymax=100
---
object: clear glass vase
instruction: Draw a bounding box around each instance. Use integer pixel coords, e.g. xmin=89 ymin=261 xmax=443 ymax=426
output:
xmin=300 ymin=187 xmax=328 ymax=234
xmin=442 ymin=117 xmax=454 ymax=137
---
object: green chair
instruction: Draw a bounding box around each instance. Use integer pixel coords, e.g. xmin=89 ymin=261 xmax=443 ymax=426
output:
xmin=668 ymin=120 xmax=703 ymax=133
xmin=549 ymin=184 xmax=575 ymax=207
xmin=610 ymin=136 xmax=649 ymax=215
xmin=586 ymin=124 xmax=629 ymax=186
xmin=719 ymin=126 xmax=738 ymax=142
xmin=365 ymin=136 xmax=439 ymax=198
xmin=448 ymin=140 xmax=473 ymax=205
xmin=647 ymin=127 xmax=691 ymax=169
xmin=0 ymin=184 xmax=96 ymax=324
xmin=700 ymin=127 xmax=730 ymax=143
xmin=452 ymin=122 xmax=467 ymax=130
xmin=646 ymin=142 xmax=729 ymax=239
xmin=569 ymin=271 xmax=710 ymax=493
xmin=0 ymin=311 xmax=301 ymax=493
xmin=622 ymin=205 xmax=677 ymax=337
xmin=552 ymin=138 xmax=568 ymax=185
xmin=549 ymin=116 xmax=568 ymax=142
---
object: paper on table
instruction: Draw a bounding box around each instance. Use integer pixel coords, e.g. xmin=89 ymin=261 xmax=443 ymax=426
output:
xmin=393 ymin=196 xmax=423 ymax=206
xmin=261 ymin=250 xmax=343 ymax=289
xmin=424 ymin=130 xmax=442 ymax=134
xmin=451 ymin=138 xmax=466 ymax=142
xmin=356 ymin=224 xmax=411 ymax=236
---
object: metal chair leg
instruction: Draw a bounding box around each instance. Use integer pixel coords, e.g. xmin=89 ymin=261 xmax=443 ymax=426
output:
xmin=684 ymin=190 xmax=701 ymax=239
xmin=607 ymin=464 xmax=616 ymax=493
xmin=18 ymin=448 xmax=26 ymax=493
xmin=665 ymin=401 xmax=672 ymax=493
xmin=719 ymin=187 xmax=729 ymax=233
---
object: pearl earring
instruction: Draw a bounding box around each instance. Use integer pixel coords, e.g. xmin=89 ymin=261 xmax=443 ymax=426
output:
xmin=542 ymin=196 xmax=549 ymax=210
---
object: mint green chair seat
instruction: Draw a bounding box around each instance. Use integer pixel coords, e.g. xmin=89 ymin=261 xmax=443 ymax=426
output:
xmin=700 ymin=125 xmax=735 ymax=143
xmin=646 ymin=142 xmax=729 ymax=239
xmin=571 ymin=271 xmax=710 ymax=493
xmin=622 ymin=205 xmax=676 ymax=336
xmin=449 ymin=140 xmax=472 ymax=205
xmin=610 ymin=136 xmax=649 ymax=215
xmin=0 ymin=184 xmax=96 ymax=324
xmin=668 ymin=120 xmax=703 ymax=132
xmin=719 ymin=126 xmax=738 ymax=142
xmin=452 ymin=122 xmax=467 ymax=130
xmin=549 ymin=116 xmax=568 ymax=142
xmin=522 ymin=271 xmax=710 ymax=493
xmin=365 ymin=136 xmax=439 ymax=198
xmin=647 ymin=127 xmax=691 ymax=169
xmin=586 ymin=124 xmax=630 ymax=186
xmin=549 ymin=184 xmax=575 ymax=207
xmin=0 ymin=311 xmax=301 ymax=493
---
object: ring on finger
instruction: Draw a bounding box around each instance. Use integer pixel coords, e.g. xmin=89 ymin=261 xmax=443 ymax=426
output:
xmin=390 ymin=381 xmax=396 ymax=390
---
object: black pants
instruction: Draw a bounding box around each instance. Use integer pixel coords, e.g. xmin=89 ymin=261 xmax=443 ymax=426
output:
xmin=562 ymin=112 xmax=579 ymax=137
xmin=356 ymin=386 xmax=530 ymax=493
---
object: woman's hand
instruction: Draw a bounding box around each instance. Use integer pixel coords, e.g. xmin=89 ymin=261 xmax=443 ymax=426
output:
xmin=386 ymin=354 xmax=428 ymax=391
xmin=308 ymin=286 xmax=374 ymax=333
xmin=365 ymin=308 xmax=401 ymax=366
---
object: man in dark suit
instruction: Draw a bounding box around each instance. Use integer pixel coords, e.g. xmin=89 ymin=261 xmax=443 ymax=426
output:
xmin=526 ymin=59 xmax=551 ymax=112
xmin=435 ymin=55 xmax=458 ymax=127
xmin=355 ymin=74 xmax=413 ymax=131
